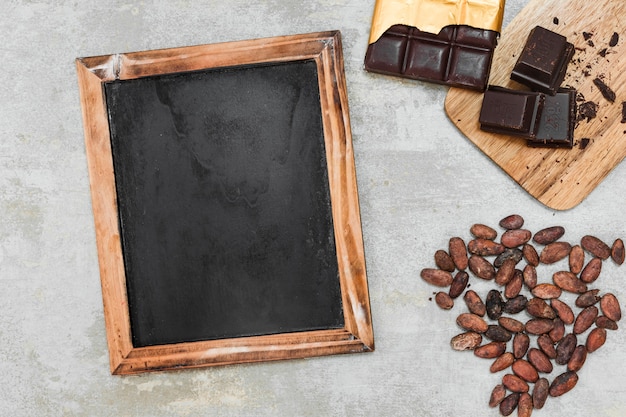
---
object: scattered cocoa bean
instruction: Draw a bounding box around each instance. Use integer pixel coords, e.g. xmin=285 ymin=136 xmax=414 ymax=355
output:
xmin=556 ymin=333 xmax=578 ymax=365
xmin=532 ymin=377 xmax=550 ymax=409
xmin=420 ymin=268 xmax=453 ymax=287
xmin=527 ymin=348 xmax=553 ymax=373
xmin=495 ymin=258 xmax=516 ymax=286
xmin=549 ymin=318 xmax=565 ymax=343
xmin=525 ymin=318 xmax=555 ymax=335
xmin=449 ymin=237 xmax=468 ymax=270
xmin=531 ymin=283 xmax=562 ymax=300
xmin=600 ymin=293 xmax=622 ymax=322
xmin=485 ymin=324 xmax=512 ymax=342
xmin=567 ymin=345 xmax=587 ymax=372
xmin=469 ymin=254 xmax=496 ymax=280
xmin=580 ymin=257 xmax=602 ymax=283
xmin=490 ymin=351 xmax=515 ymax=373
xmin=434 ymin=249 xmax=455 ymax=272
xmin=573 ymin=306 xmax=599 ymax=334
xmin=486 ymin=289 xmax=504 ymax=319
xmin=586 ymin=327 xmax=607 ymax=353
xmin=502 ymin=295 xmax=527 ymax=315
xmin=435 ymin=291 xmax=454 ymax=309
xmin=513 ymin=332 xmax=530 ymax=359
xmin=503 ymin=373 xmax=529 ymax=393
xmin=470 ymin=223 xmax=498 ymax=240
xmin=575 ymin=289 xmax=601 ymax=308
xmin=494 ymin=248 xmax=523 ymax=268
xmin=457 ymin=313 xmax=489 ymax=333
xmin=475 ymin=341 xmax=507 ymax=359
xmin=553 ymin=270 xmax=587 ymax=294
xmin=469 ymin=239 xmax=506 ymax=256
xmin=448 ymin=270 xmax=469 ymax=299
xmin=522 ymin=264 xmax=537 ymax=289
xmin=505 ymin=269 xmax=524 ymax=299
xmin=512 ymin=359 xmax=539 ymax=382
xmin=526 ymin=298 xmax=556 ymax=319
xmin=611 ymin=238 xmax=625 ymax=265
xmin=596 ymin=315 xmax=618 ymax=330
xmin=499 ymin=214 xmax=524 ymax=230
xmin=537 ymin=334 xmax=557 ymax=359
xmin=549 ymin=371 xmax=578 ymax=397
xmin=499 ymin=392 xmax=520 ymax=416
xmin=569 ymin=244 xmax=585 ymax=274
xmin=463 ymin=290 xmax=486 ymax=317
xmin=501 ymin=229 xmax=532 ymax=248
xmin=581 ymin=235 xmax=611 ymax=259
xmin=551 ymin=298 xmax=575 ymax=324
xmin=517 ymin=392 xmax=533 ymax=417
xmin=533 ymin=226 xmax=565 ymax=245
xmin=522 ymin=243 xmax=540 ymax=267
xmin=540 ymin=242 xmax=572 ymax=264
xmin=451 ymin=331 xmax=483 ymax=351
xmin=498 ymin=316 xmax=525 ymax=333
xmin=489 ymin=384 xmax=507 ymax=408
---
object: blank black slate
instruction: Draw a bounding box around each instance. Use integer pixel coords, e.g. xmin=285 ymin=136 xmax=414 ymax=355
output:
xmin=104 ymin=60 xmax=344 ymax=347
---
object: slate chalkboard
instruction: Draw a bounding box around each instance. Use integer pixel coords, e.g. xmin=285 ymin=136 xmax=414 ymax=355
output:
xmin=104 ymin=60 xmax=344 ymax=347
xmin=76 ymin=31 xmax=373 ymax=374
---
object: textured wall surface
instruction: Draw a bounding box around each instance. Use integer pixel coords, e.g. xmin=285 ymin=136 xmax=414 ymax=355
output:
xmin=2 ymin=1 xmax=626 ymax=416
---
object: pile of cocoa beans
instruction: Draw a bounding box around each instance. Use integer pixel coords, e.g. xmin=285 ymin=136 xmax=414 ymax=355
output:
xmin=420 ymin=214 xmax=623 ymax=417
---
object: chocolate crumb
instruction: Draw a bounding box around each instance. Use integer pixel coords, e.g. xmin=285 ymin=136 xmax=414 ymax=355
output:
xmin=587 ymin=40 xmax=595 ymax=47
xmin=593 ymin=77 xmax=616 ymax=102
xmin=610 ymin=32 xmax=619 ymax=47
xmin=578 ymin=101 xmax=598 ymax=122
xmin=553 ymin=17 xmax=559 ymax=25
xmin=583 ymin=32 xmax=593 ymax=40
xmin=579 ymin=138 xmax=590 ymax=149
xmin=599 ymin=48 xmax=608 ymax=57
xmin=621 ymin=102 xmax=626 ymax=123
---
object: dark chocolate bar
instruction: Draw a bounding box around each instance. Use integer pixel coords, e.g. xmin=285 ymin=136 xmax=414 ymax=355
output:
xmin=511 ymin=26 xmax=574 ymax=95
xmin=479 ymin=86 xmax=545 ymax=138
xmin=527 ymin=88 xmax=576 ymax=148
xmin=364 ymin=24 xmax=498 ymax=91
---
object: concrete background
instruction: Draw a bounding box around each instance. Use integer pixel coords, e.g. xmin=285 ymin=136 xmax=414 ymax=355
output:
xmin=2 ymin=0 xmax=625 ymax=416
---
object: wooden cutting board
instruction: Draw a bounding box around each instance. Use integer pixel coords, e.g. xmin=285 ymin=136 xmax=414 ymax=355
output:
xmin=445 ymin=0 xmax=626 ymax=210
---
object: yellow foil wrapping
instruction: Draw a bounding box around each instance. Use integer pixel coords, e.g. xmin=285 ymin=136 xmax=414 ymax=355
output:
xmin=368 ymin=0 xmax=505 ymax=44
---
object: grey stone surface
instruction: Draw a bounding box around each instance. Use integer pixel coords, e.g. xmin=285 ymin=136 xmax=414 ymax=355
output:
xmin=1 ymin=0 xmax=625 ymax=416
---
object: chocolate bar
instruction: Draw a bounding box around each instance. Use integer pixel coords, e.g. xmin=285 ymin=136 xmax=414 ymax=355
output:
xmin=364 ymin=24 xmax=498 ymax=91
xmin=527 ymin=88 xmax=576 ymax=148
xmin=511 ymin=26 xmax=574 ymax=95
xmin=479 ymin=86 xmax=545 ymax=138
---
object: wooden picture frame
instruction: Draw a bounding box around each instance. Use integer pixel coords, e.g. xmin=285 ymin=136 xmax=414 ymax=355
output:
xmin=76 ymin=31 xmax=374 ymax=375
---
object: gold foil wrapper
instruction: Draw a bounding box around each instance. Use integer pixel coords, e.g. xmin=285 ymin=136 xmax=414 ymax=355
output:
xmin=368 ymin=0 xmax=505 ymax=44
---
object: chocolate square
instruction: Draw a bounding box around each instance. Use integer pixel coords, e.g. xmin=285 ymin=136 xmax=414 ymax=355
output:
xmin=511 ymin=26 xmax=574 ymax=95
xmin=527 ymin=88 xmax=576 ymax=148
xmin=479 ymin=86 xmax=545 ymax=138
xmin=365 ymin=24 xmax=498 ymax=91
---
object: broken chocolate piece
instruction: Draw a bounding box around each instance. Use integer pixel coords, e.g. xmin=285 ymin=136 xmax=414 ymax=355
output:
xmin=593 ymin=77 xmax=616 ymax=102
xmin=528 ymin=88 xmax=576 ymax=148
xmin=577 ymin=101 xmax=598 ymax=122
xmin=579 ymin=138 xmax=590 ymax=149
xmin=479 ymin=86 xmax=545 ymax=138
xmin=511 ymin=26 xmax=574 ymax=95
xmin=621 ymin=102 xmax=626 ymax=123
xmin=364 ymin=24 xmax=499 ymax=91
xmin=609 ymin=32 xmax=619 ymax=47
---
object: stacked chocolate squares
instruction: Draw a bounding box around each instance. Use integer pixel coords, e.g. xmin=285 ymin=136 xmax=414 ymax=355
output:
xmin=479 ymin=26 xmax=577 ymax=148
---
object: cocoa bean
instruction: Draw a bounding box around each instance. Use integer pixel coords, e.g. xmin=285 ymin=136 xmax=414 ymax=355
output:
xmin=596 ymin=315 xmax=618 ymax=330
xmin=435 ymin=291 xmax=454 ymax=309
xmin=463 ymin=290 xmax=486 ymax=317
xmin=504 ymin=269 xmax=524 ymax=299
xmin=512 ymin=359 xmax=539 ymax=382
xmin=517 ymin=392 xmax=533 ymax=417
xmin=434 ymin=249 xmax=455 ymax=272
xmin=549 ymin=318 xmax=565 ymax=343
xmin=449 ymin=237 xmax=468 ymax=270
xmin=468 ymin=238 xmax=506 ymax=256
xmin=513 ymin=332 xmax=530 ymax=359
xmin=486 ymin=289 xmax=504 ymax=319
xmin=469 ymin=254 xmax=496 ymax=279
xmin=531 ymin=283 xmax=562 ymax=300
xmin=525 ymin=318 xmax=555 ymax=335
xmin=526 ymin=298 xmax=556 ymax=319
xmin=537 ymin=334 xmax=557 ymax=359
xmin=503 ymin=295 xmax=527 ymax=315
xmin=470 ymin=223 xmax=497 ymax=240
xmin=494 ymin=248 xmax=523 ymax=268
xmin=612 ymin=238 xmax=625 ymax=265
xmin=457 ymin=313 xmax=489 ymax=333
xmin=581 ymin=235 xmax=611 ymax=260
xmin=586 ymin=327 xmax=607 ymax=353
xmin=553 ymin=270 xmax=587 ymax=294
xmin=490 ymin=352 xmax=515 ymax=373
xmin=494 ymin=258 xmax=516 ymax=286
xmin=474 ymin=341 xmax=507 ymax=359
xmin=556 ymin=333 xmax=578 ymax=365
xmin=580 ymin=257 xmax=602 ymax=283
xmin=489 ymin=384 xmax=506 ymax=408
xmin=499 ymin=214 xmax=524 ymax=230
xmin=600 ymin=292 xmax=622 ymax=322
xmin=532 ymin=377 xmax=549 ymax=409
xmin=575 ymin=289 xmax=601 ymax=308
xmin=551 ymin=298 xmax=575 ymax=325
xmin=522 ymin=264 xmax=537 ymax=289
xmin=485 ymin=325 xmax=512 ymax=342
xmin=521 ymin=245 xmax=539 ymax=270
xmin=502 ymin=373 xmax=529 ymax=393
xmin=498 ymin=316 xmax=525 ymax=334
xmin=448 ymin=270 xmax=469 ymax=299
xmin=420 ymin=268 xmax=453 ymax=287
xmin=450 ymin=331 xmax=483 ymax=351
xmin=549 ymin=371 xmax=578 ymax=397
xmin=527 ymin=347 xmax=553 ymax=373
xmin=501 ymin=229 xmax=531 ymax=248
xmin=567 ymin=345 xmax=587 ymax=372
xmin=540 ymin=241 xmax=572 ymax=264
xmin=499 ymin=392 xmax=520 ymax=417
xmin=573 ymin=305 xmax=599 ymax=334
xmin=533 ymin=226 xmax=565 ymax=245
xmin=569 ymin=244 xmax=585 ymax=274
